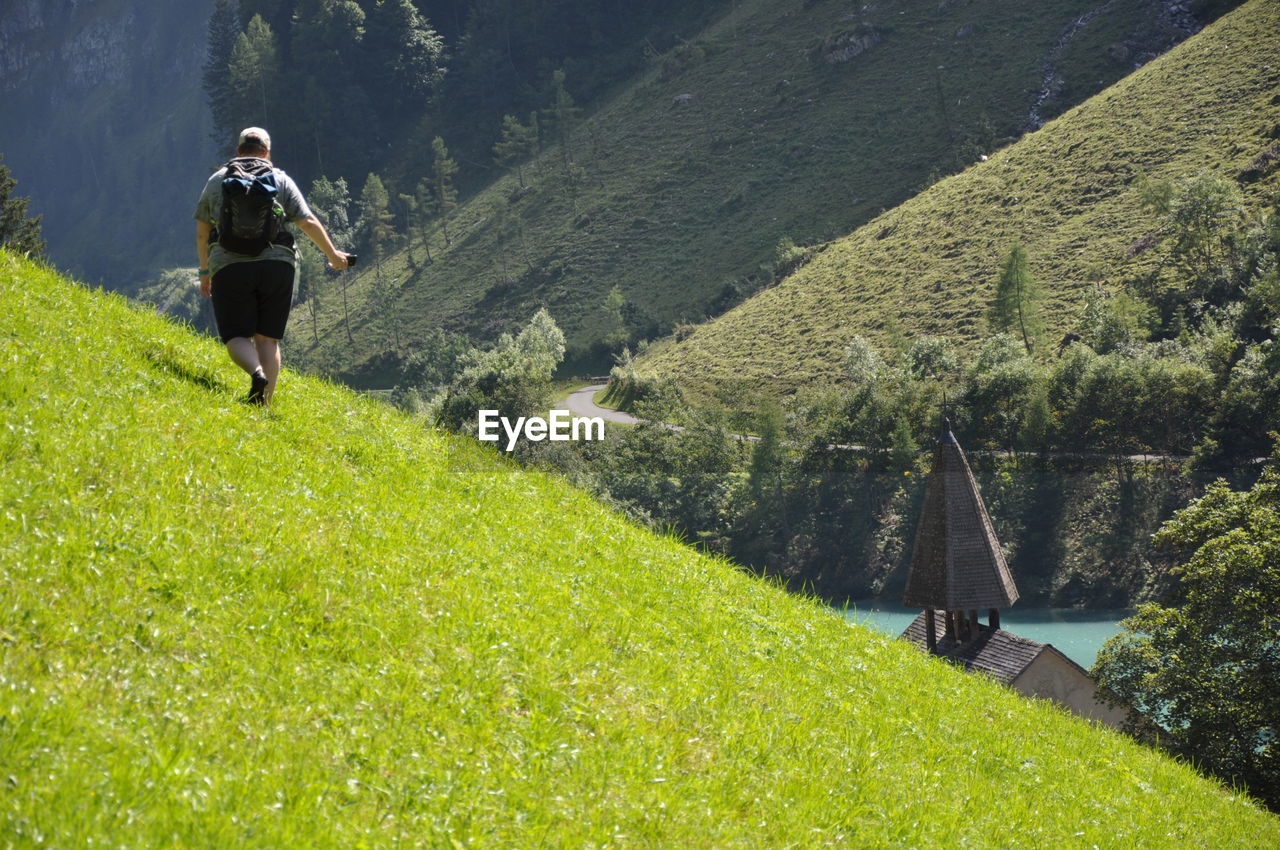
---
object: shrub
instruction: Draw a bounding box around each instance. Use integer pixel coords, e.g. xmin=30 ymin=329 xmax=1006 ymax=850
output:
xmin=842 ymin=335 xmax=886 ymax=386
xmin=773 ymin=236 xmax=811 ymax=280
xmin=437 ymin=308 xmax=565 ymax=432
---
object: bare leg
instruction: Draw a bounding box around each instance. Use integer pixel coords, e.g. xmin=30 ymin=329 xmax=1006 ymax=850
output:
xmin=254 ymin=334 xmax=281 ymax=402
xmin=226 ymin=336 xmax=263 ymax=377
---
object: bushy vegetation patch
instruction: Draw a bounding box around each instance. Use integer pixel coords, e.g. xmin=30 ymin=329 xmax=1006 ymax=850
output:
xmin=1096 ymin=446 xmax=1280 ymax=810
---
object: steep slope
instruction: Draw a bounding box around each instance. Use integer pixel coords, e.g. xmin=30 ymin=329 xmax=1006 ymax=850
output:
xmin=294 ymin=0 xmax=1216 ymax=380
xmin=640 ymin=0 xmax=1280 ymax=396
xmin=3 ymin=249 xmax=1278 ymax=843
xmin=0 ymin=0 xmax=214 ymax=286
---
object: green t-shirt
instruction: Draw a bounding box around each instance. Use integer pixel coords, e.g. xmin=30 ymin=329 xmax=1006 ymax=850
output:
xmin=194 ymin=163 xmax=313 ymax=277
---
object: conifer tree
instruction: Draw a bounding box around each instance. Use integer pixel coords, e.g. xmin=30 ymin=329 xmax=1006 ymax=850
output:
xmin=358 ymin=173 xmax=396 ymax=277
xmin=371 ymin=273 xmax=405 ymax=353
xmin=397 ymin=192 xmax=419 ymax=268
xmin=236 ymin=0 xmax=291 ymax=32
xmin=544 ymin=69 xmax=580 ymax=172
xmin=309 ymin=176 xmax=354 ymax=247
xmin=289 ymin=0 xmax=371 ymax=175
xmin=889 ymin=415 xmax=919 ymax=473
xmin=990 ymin=244 xmax=1044 ymax=354
xmin=0 ymin=156 xmax=46 ymax=257
xmin=528 ymin=111 xmax=543 ymax=175
xmin=309 ymin=176 xmax=354 ymax=342
xmin=363 ymin=0 xmax=445 ymax=132
xmin=227 ymin=14 xmax=281 ymax=126
xmin=745 ymin=399 xmax=790 ymax=548
xmin=296 ymin=241 xmax=325 ymax=343
xmin=413 ymin=178 xmax=436 ymax=264
xmin=430 ymin=137 xmax=458 ymax=245
xmin=202 ymin=0 xmax=241 ymax=146
xmin=493 ymin=113 xmax=538 ymax=189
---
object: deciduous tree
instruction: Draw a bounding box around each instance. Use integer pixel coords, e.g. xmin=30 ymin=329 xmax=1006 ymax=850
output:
xmin=438 ymin=308 xmax=566 ymax=431
xmin=602 ymin=284 xmax=628 ymax=350
xmin=1163 ymin=171 xmax=1248 ymax=301
xmin=1094 ymin=452 xmax=1280 ymax=810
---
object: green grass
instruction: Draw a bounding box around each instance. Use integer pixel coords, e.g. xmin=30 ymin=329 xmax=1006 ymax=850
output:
xmin=592 ymin=386 xmax=621 ymax=410
xmin=640 ymin=0 xmax=1280 ymax=398
xmin=550 ymin=377 xmax=590 ymax=400
xmin=2 ymin=251 xmax=1278 ymax=845
xmin=293 ymin=0 xmax=1206 ymax=382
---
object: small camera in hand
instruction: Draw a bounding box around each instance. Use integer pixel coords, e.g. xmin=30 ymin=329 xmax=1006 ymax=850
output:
xmin=345 ymin=253 xmax=358 ymax=268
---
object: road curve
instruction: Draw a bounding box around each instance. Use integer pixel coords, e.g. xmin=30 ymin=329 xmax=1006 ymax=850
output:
xmin=554 ymin=384 xmax=641 ymax=425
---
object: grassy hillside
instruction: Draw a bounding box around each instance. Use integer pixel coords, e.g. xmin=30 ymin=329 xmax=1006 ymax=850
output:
xmin=293 ymin=0 xmax=1212 ymax=381
xmin=640 ymin=0 xmax=1280 ymax=397
xmin=3 ymin=251 xmax=1278 ymax=844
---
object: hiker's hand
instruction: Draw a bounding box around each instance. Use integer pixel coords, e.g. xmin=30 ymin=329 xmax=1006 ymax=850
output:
xmin=199 ymin=277 xmax=212 ymax=298
xmin=328 ymin=252 xmax=350 ymax=271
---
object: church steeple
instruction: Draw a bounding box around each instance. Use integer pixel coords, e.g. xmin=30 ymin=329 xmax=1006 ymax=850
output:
xmin=902 ymin=421 xmax=1019 ymax=651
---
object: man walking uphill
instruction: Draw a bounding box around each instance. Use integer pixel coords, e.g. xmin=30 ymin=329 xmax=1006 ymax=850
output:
xmin=195 ymin=127 xmax=350 ymax=405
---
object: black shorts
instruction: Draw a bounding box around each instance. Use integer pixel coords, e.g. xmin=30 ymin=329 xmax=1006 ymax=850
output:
xmin=210 ymin=260 xmax=295 ymax=343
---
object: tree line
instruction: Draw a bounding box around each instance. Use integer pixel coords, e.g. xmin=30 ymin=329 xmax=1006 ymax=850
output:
xmin=391 ymin=169 xmax=1279 ymax=585
xmin=202 ymin=0 xmax=716 ymax=194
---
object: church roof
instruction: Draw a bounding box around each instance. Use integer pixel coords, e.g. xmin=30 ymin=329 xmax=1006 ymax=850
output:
xmin=901 ymin=429 xmax=1020 ymax=611
xmin=900 ymin=611 xmax=1052 ymax=685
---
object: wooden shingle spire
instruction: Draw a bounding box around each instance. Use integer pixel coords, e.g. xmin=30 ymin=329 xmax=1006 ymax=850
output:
xmin=902 ymin=426 xmax=1019 ymax=613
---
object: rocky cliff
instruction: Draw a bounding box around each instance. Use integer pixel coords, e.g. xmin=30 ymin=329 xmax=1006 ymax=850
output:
xmin=0 ymin=0 xmax=214 ymax=287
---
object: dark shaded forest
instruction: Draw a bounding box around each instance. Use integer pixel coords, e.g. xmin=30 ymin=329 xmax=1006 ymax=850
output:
xmin=207 ymin=0 xmax=721 ymax=195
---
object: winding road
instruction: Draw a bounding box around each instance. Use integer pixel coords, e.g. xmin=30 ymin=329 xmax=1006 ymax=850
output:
xmin=555 ymin=383 xmax=641 ymax=425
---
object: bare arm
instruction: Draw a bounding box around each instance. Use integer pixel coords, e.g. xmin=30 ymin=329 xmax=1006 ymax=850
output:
xmin=295 ymin=215 xmax=350 ymax=270
xmin=196 ymin=220 xmax=214 ymax=298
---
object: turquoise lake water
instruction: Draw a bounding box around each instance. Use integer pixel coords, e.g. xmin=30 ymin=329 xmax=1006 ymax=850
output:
xmin=842 ymin=602 xmax=1134 ymax=669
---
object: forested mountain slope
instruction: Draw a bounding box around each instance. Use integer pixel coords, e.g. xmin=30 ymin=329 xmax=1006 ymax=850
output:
xmin=293 ymin=0 xmax=1218 ymax=380
xmin=640 ymin=0 xmax=1280 ymax=397
xmin=0 ymin=0 xmax=214 ymax=285
xmin=0 ymin=0 xmax=720 ymax=291
xmin=3 ymin=248 xmax=1278 ymax=844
